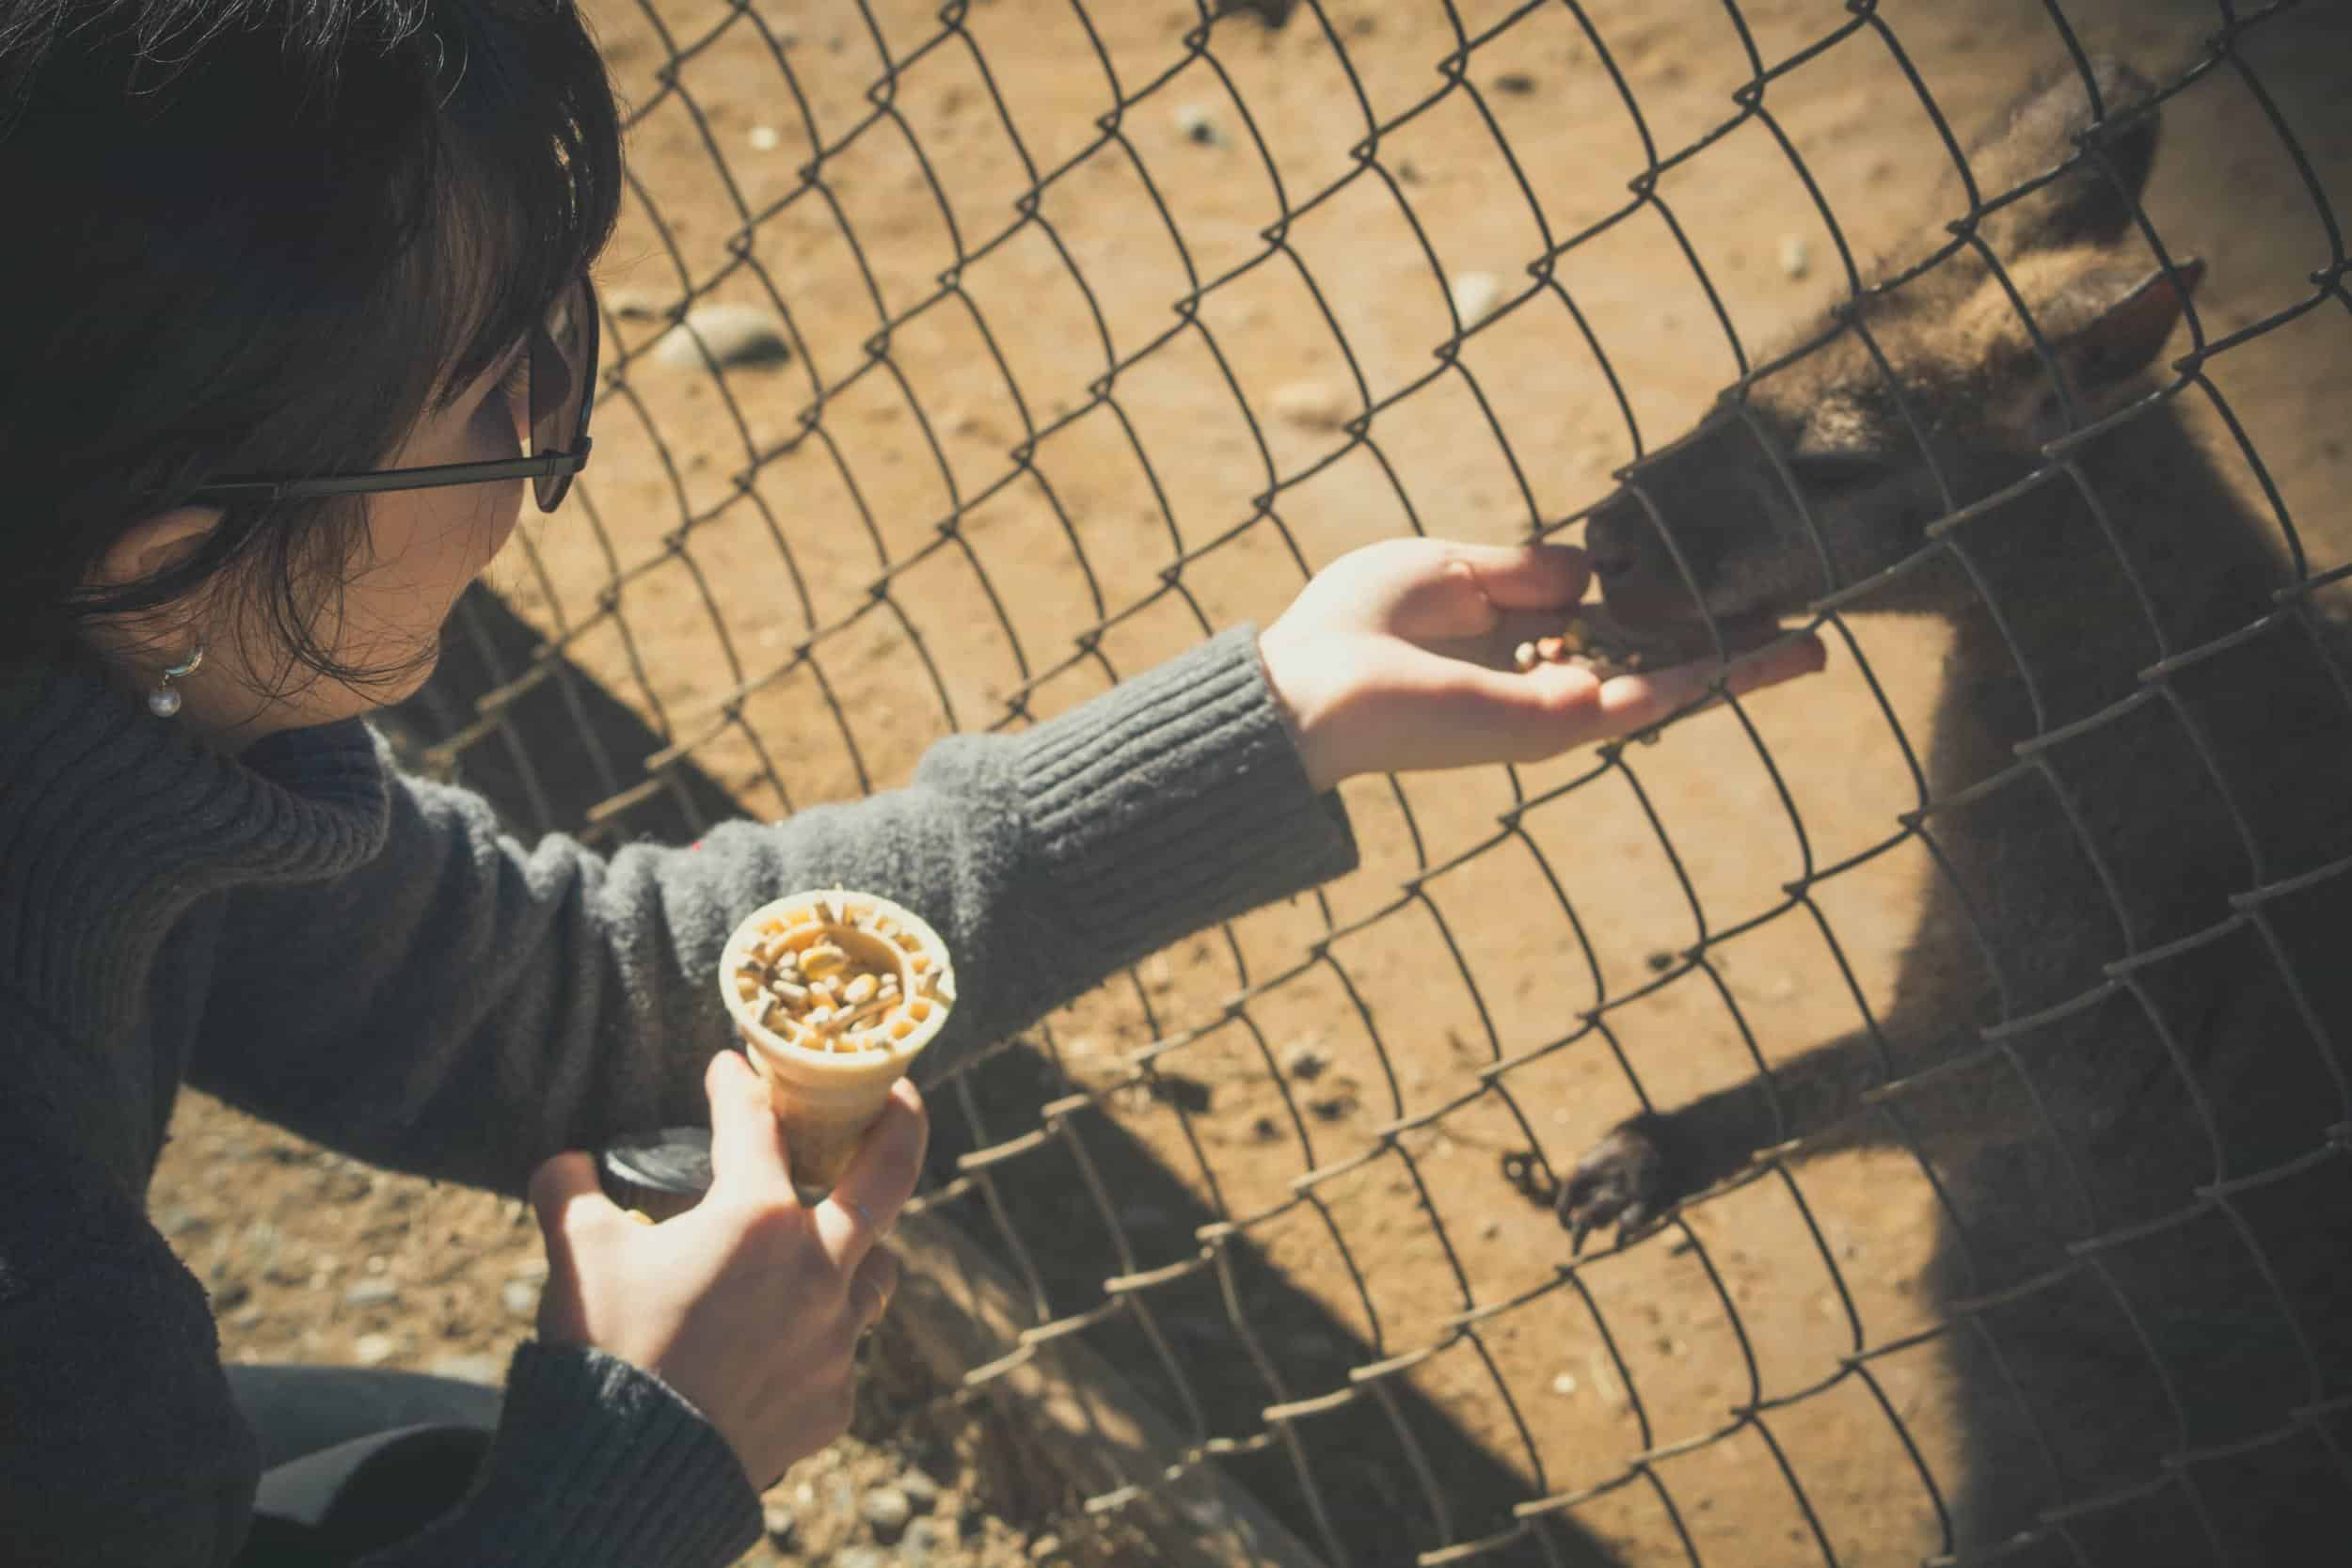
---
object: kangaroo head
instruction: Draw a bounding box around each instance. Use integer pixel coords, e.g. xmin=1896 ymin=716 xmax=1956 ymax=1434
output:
xmin=1585 ymin=56 xmax=2206 ymax=639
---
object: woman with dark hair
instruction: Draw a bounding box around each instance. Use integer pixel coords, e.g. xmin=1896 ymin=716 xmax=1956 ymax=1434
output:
xmin=0 ymin=3 xmax=1823 ymax=1563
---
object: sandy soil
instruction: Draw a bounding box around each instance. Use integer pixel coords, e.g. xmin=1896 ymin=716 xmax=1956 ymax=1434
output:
xmin=155 ymin=2 xmax=2352 ymax=1564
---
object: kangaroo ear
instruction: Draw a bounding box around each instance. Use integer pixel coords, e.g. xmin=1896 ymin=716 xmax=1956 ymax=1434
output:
xmin=2042 ymin=257 xmax=2205 ymax=389
xmin=1967 ymin=55 xmax=2163 ymax=257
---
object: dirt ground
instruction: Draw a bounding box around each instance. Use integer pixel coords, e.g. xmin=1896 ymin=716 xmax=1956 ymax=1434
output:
xmin=154 ymin=2 xmax=2352 ymax=1564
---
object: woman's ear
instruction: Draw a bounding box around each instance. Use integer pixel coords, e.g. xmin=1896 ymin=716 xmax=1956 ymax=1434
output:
xmin=84 ymin=506 xmax=224 ymax=592
xmin=75 ymin=507 xmax=228 ymax=680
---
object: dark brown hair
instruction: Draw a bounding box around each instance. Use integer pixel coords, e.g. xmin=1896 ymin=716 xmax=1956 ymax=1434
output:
xmin=0 ymin=0 xmax=624 ymax=684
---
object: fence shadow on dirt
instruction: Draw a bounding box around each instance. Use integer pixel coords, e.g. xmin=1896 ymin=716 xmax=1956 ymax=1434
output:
xmin=383 ymin=579 xmax=1627 ymax=1568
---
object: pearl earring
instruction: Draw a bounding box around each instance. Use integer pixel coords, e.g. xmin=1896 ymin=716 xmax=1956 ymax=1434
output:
xmin=149 ymin=646 xmax=205 ymax=718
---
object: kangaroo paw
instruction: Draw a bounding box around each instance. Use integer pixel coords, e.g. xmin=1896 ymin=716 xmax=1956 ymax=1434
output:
xmin=1558 ymin=1113 xmax=1685 ymax=1254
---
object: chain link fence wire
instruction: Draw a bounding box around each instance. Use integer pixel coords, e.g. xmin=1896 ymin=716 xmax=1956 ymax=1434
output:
xmin=388 ymin=1 xmax=2352 ymax=1562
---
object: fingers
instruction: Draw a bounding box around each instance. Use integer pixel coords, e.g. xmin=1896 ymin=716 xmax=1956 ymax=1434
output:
xmin=818 ymin=1077 xmax=929 ymax=1272
xmin=704 ymin=1050 xmax=798 ymax=1210
xmin=848 ymin=1244 xmax=901 ymax=1334
xmin=1594 ymin=631 xmax=1828 ymax=734
xmin=1403 ymin=649 xmax=1612 ymax=764
xmin=527 ymin=1152 xmax=623 ymax=1341
xmin=1355 ymin=623 xmax=1828 ymax=774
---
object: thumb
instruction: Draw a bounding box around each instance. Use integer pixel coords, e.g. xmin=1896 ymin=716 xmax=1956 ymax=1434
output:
xmin=1387 ymin=543 xmax=1592 ymax=641
xmin=705 ymin=1049 xmax=798 ymax=1207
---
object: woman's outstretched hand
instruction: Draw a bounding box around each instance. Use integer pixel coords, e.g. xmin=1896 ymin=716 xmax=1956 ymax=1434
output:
xmin=528 ymin=1052 xmax=927 ymax=1490
xmin=1255 ymin=538 xmax=1826 ymax=792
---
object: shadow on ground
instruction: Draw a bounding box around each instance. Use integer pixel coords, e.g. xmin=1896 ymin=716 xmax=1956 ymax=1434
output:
xmin=381 ymin=582 xmax=1623 ymax=1568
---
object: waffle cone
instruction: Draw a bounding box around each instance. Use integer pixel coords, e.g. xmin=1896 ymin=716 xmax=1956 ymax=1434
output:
xmin=719 ymin=890 xmax=955 ymax=1195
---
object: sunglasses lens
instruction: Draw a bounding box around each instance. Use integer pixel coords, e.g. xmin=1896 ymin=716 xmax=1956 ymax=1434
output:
xmin=531 ymin=279 xmax=598 ymax=511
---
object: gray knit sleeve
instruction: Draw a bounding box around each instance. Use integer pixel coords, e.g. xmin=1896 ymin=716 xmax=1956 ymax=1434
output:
xmin=188 ymin=624 xmax=1356 ymax=1196
xmin=358 ymin=1344 xmax=761 ymax=1568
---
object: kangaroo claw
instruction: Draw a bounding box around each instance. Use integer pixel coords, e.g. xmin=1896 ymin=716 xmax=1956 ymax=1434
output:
xmin=1558 ymin=1114 xmax=1681 ymax=1255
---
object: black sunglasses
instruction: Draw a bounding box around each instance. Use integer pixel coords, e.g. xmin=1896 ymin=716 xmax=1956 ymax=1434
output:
xmin=186 ymin=276 xmax=600 ymax=514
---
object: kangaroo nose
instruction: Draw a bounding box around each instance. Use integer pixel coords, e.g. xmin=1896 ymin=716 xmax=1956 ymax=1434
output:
xmin=1584 ymin=506 xmax=1642 ymax=578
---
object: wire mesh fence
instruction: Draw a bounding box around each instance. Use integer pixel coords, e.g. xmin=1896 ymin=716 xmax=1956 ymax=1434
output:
xmin=389 ymin=1 xmax=2352 ymax=1563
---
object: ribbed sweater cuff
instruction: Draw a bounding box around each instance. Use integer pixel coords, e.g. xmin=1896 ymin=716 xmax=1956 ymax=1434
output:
xmin=374 ymin=1341 xmax=760 ymax=1568
xmin=1009 ymin=624 xmax=1359 ymax=976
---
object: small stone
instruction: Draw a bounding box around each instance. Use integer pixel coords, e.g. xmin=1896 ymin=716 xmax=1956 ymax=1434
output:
xmin=654 ymin=303 xmax=792 ymax=370
xmin=1029 ymin=1533 xmax=1064 ymax=1562
xmin=1173 ymin=103 xmax=1223 ymax=147
xmin=862 ymin=1485 xmax=914 ymax=1542
xmin=508 ymin=1258 xmax=549 ymax=1283
xmin=1279 ymin=1038 xmax=1330 ymax=1081
xmin=1645 ymin=950 xmax=1677 ymax=974
xmin=502 ymin=1280 xmax=539 ymax=1318
xmin=1451 ymin=271 xmax=1502 ymax=329
xmin=1491 ymin=71 xmax=1538 ymax=96
xmin=1181 ymin=1497 xmax=1237 ymax=1533
xmin=157 ymin=1206 xmax=208 ymax=1239
xmin=230 ymin=1305 xmax=265 ymax=1330
xmin=1220 ymin=0 xmax=1299 ymax=25
xmin=1269 ymin=381 xmax=1351 ymax=433
xmin=1249 ymin=1115 xmax=1281 ymax=1143
xmin=1480 ymin=1217 xmax=1503 ymax=1240
xmin=837 ymin=1549 xmax=887 ymax=1568
xmin=1513 ymin=641 xmax=1539 ymax=672
xmin=342 ymin=1279 xmax=400 ymax=1309
xmin=898 ymin=1469 xmax=942 ymax=1512
xmin=427 ymin=1353 xmax=504 ymax=1386
xmin=795 ymin=1481 xmax=818 ymax=1509
xmin=1779 ymin=234 xmax=1810 ymax=279
xmin=748 ymin=124 xmax=782 ymax=151
xmin=1551 ymin=1370 xmax=1580 ymax=1396
xmin=1308 ymin=1091 xmax=1356 ymax=1121
xmin=210 ymin=1279 xmax=252 ymax=1314
xmin=903 ymin=1515 xmax=942 ymax=1563
xmin=763 ymin=1505 xmax=799 ymax=1546
xmin=353 ymin=1333 xmax=400 ymax=1367
xmin=607 ymin=291 xmax=666 ymax=322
